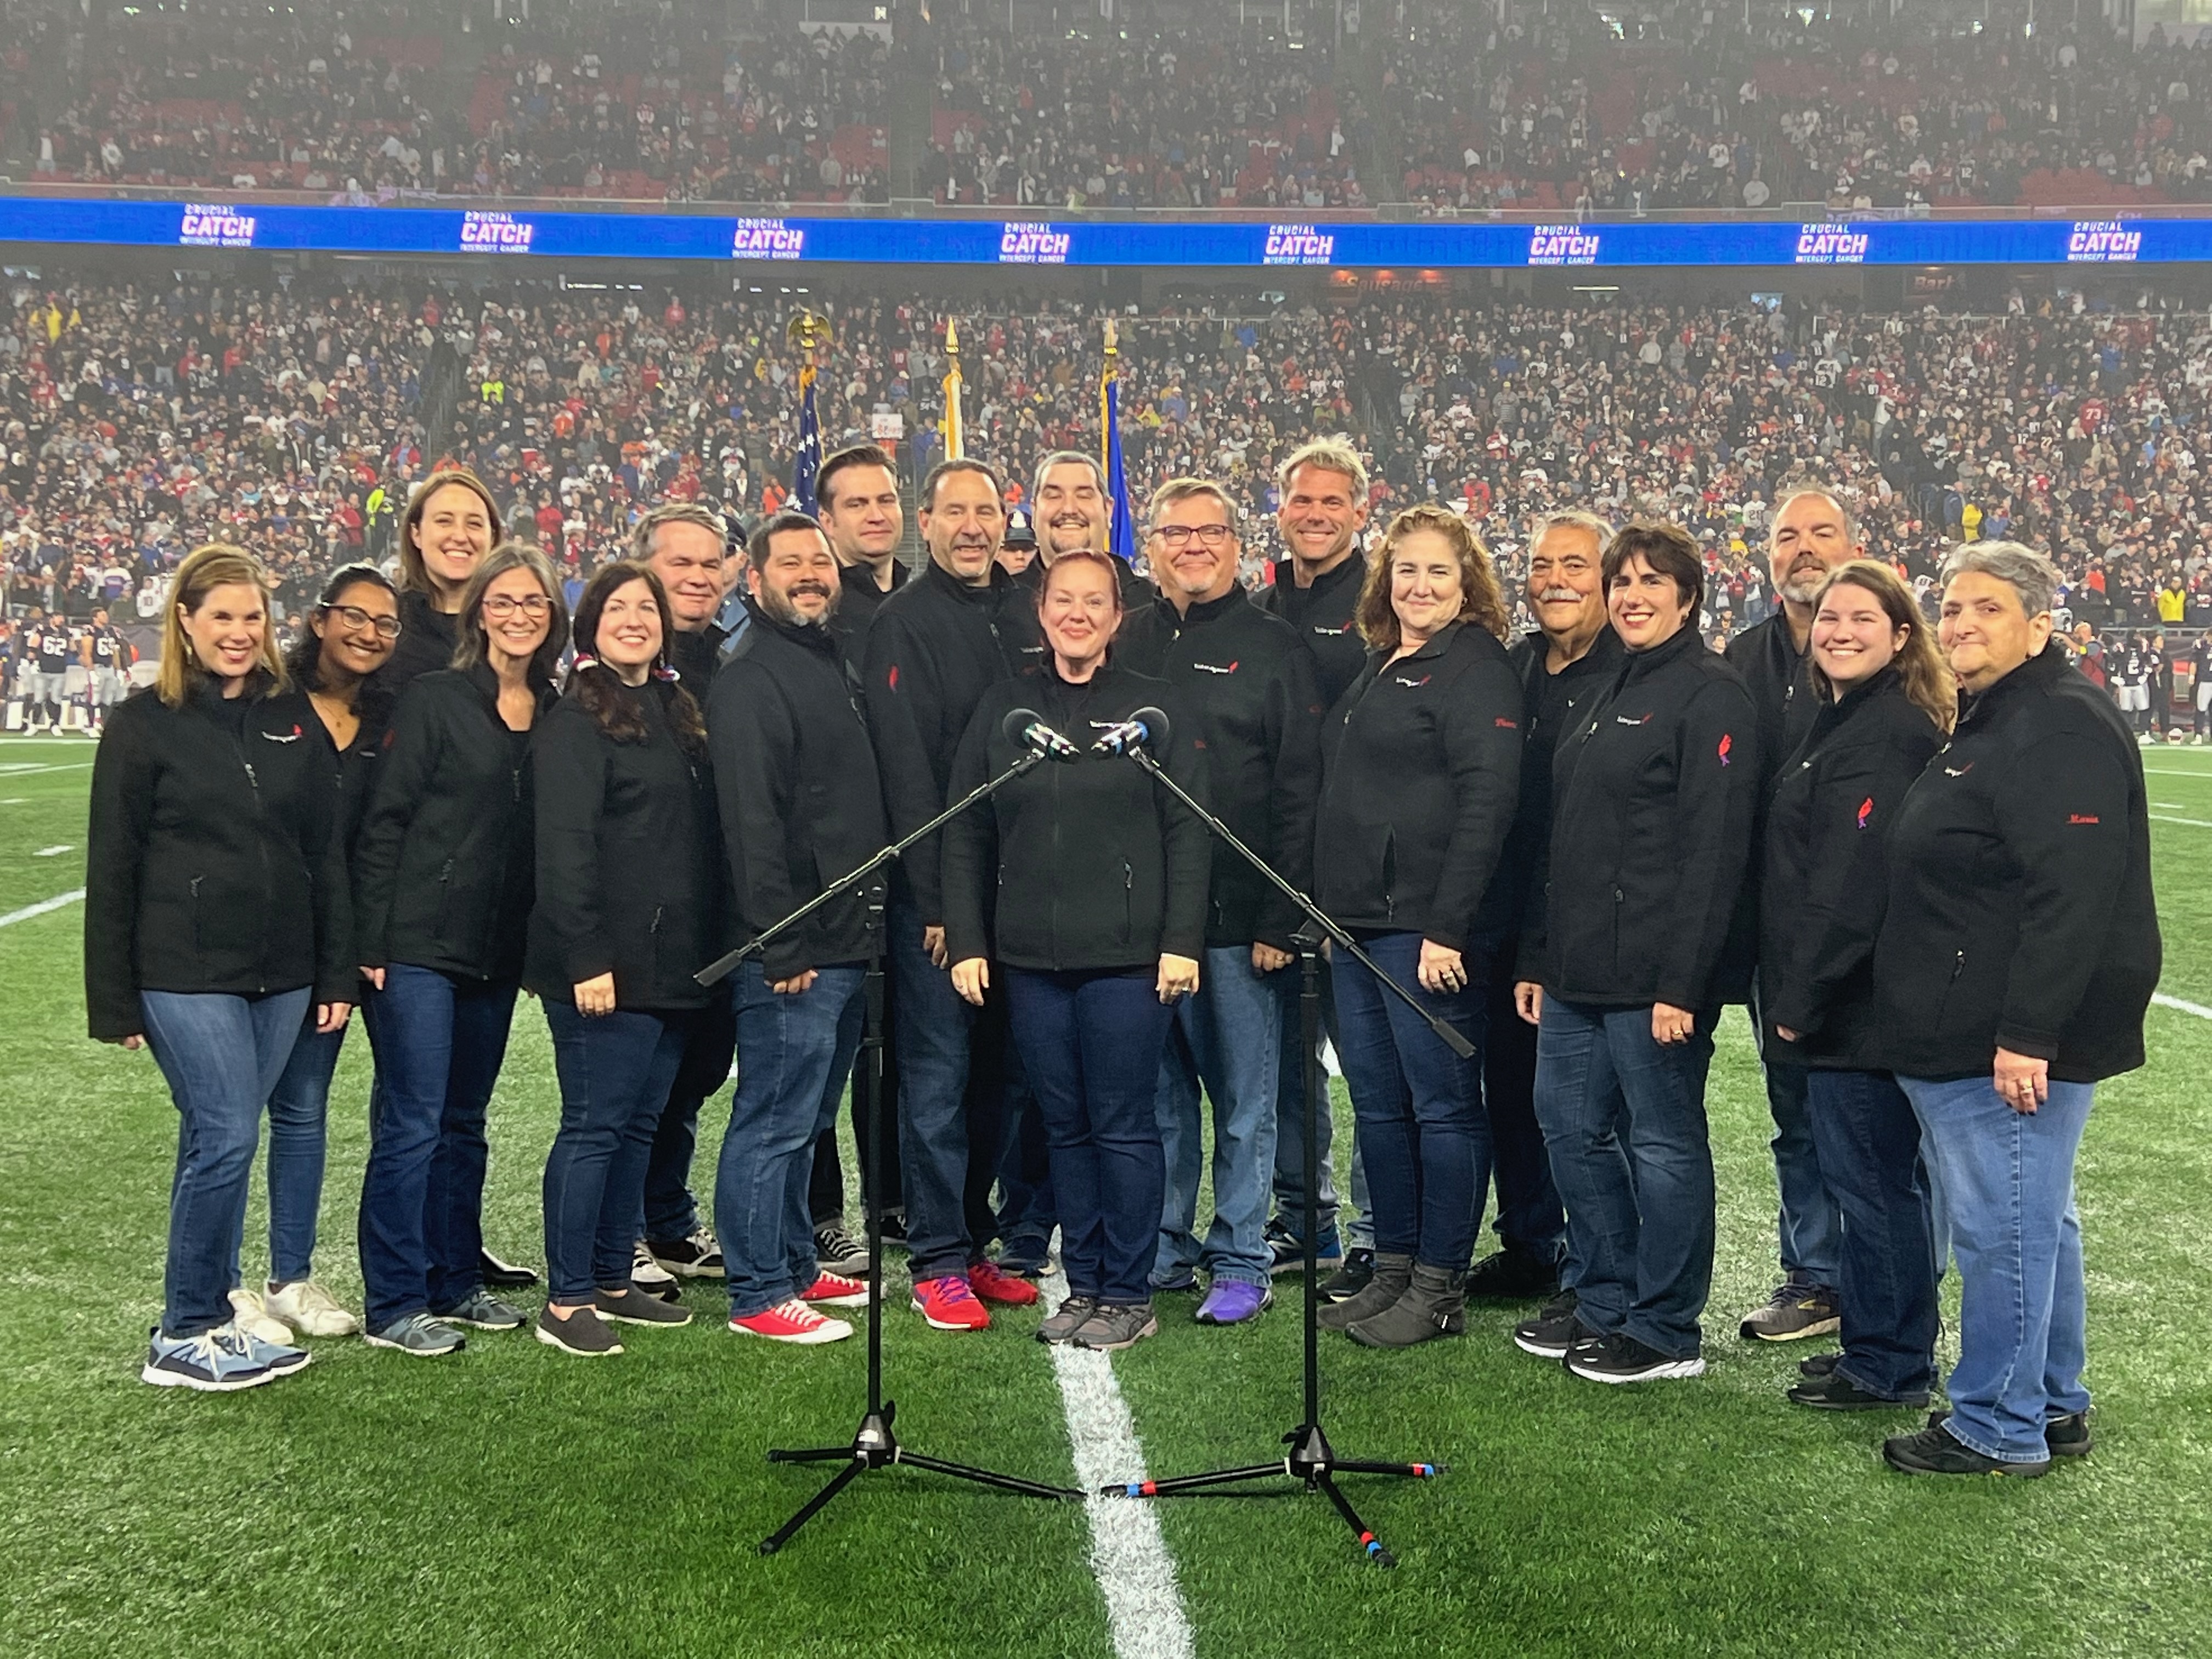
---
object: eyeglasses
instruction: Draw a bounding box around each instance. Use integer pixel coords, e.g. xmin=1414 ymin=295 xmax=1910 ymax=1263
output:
xmin=482 ymin=594 xmax=552 ymax=620
xmin=323 ymin=602 xmax=402 ymax=639
xmin=1152 ymin=523 xmax=1234 ymax=547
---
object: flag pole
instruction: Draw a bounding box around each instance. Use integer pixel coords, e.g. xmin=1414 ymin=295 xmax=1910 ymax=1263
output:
xmin=943 ymin=319 xmax=966 ymax=462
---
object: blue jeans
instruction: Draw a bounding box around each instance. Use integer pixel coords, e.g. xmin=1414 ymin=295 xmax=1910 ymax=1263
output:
xmin=1331 ymin=932 xmax=1489 ymax=1272
xmin=1268 ymin=959 xmax=1372 ymax=1248
xmin=1899 ymin=1073 xmax=2095 ymax=1463
xmin=139 ymin=988 xmax=313 ymax=1336
xmin=1804 ymin=1070 xmax=1938 ymax=1400
xmin=1153 ymin=946 xmax=1284 ymax=1289
xmin=639 ymin=997 xmax=735 ymax=1243
xmin=1005 ymin=967 xmax=1173 ymax=1306
xmin=544 ymin=1003 xmax=692 ymax=1304
xmin=1534 ymin=997 xmax=1718 ymax=1359
xmin=1753 ymin=976 xmax=1842 ymax=1290
xmin=357 ymin=964 xmax=519 ymax=1330
xmin=715 ymin=966 xmax=865 ymax=1318
xmin=995 ymin=1085 xmax=1057 ymax=1271
xmin=888 ymin=898 xmax=983 ymax=1282
xmin=1482 ymin=965 xmax=1566 ymax=1262
xmin=265 ymin=1014 xmax=347 ymax=1285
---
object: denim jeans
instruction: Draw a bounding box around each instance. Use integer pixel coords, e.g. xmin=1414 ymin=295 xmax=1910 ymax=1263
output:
xmin=806 ymin=971 xmax=904 ymax=1225
xmin=1268 ymin=958 xmax=1372 ymax=1247
xmin=1899 ymin=1073 xmax=2096 ymax=1463
xmin=264 ymin=1013 xmax=347 ymax=1285
xmin=1804 ymin=1069 xmax=1938 ymax=1400
xmin=140 ymin=988 xmax=313 ymax=1336
xmin=358 ymin=964 xmax=520 ymax=1330
xmin=1534 ymin=997 xmax=1718 ymax=1359
xmin=995 ymin=1088 xmax=1057 ymax=1270
xmin=1153 ymin=946 xmax=1284 ymax=1289
xmin=1752 ymin=975 xmax=1842 ymax=1290
xmin=714 ymin=965 xmax=865 ymax=1318
xmin=1005 ymin=967 xmax=1173 ymax=1306
xmin=1331 ymin=932 xmax=1489 ymax=1272
xmin=544 ymin=1003 xmax=692 ymax=1304
xmin=1482 ymin=966 xmax=1566 ymax=1263
xmin=962 ymin=983 xmax=1041 ymax=1262
xmin=888 ymin=898 xmax=983 ymax=1282
xmin=639 ymin=996 xmax=735 ymax=1244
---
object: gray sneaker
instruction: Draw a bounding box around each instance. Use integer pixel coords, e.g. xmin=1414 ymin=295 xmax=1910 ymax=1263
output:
xmin=1071 ymin=1302 xmax=1159 ymax=1352
xmin=1739 ymin=1280 xmax=1841 ymax=1342
xmin=1036 ymin=1295 xmax=1099 ymax=1345
xmin=535 ymin=1305 xmax=624 ymax=1357
xmin=594 ymin=1285 xmax=693 ymax=1327
xmin=432 ymin=1290 xmax=526 ymax=1330
xmin=364 ymin=1311 xmax=467 ymax=1356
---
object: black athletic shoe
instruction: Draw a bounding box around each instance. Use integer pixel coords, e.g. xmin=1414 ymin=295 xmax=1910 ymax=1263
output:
xmin=1787 ymin=1370 xmax=1929 ymax=1410
xmin=1319 ymin=1248 xmax=1375 ymax=1302
xmin=480 ymin=1248 xmax=540 ymax=1289
xmin=877 ymin=1209 xmax=910 ymax=1248
xmin=1511 ymin=1289 xmax=1588 ymax=1359
xmin=594 ymin=1285 xmax=694 ymax=1327
xmin=535 ymin=1306 xmax=622 ymax=1357
xmin=1463 ymin=1248 xmax=1560 ymax=1301
xmin=1799 ymin=1350 xmax=1841 ymax=1379
xmin=1565 ymin=1331 xmax=1706 ymax=1384
xmin=1927 ymin=1407 xmax=2093 ymax=1459
xmin=1883 ymin=1423 xmax=2048 ymax=1477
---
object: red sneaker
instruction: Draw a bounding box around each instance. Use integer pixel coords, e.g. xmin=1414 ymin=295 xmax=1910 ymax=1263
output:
xmin=968 ymin=1260 xmax=1041 ymax=1306
xmin=911 ymin=1274 xmax=990 ymax=1331
xmin=800 ymin=1271 xmax=871 ymax=1308
xmin=728 ymin=1299 xmax=853 ymax=1345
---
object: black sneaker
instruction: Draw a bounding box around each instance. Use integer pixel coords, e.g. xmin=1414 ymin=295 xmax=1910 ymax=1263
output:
xmin=1319 ymin=1248 xmax=1375 ymax=1302
xmin=594 ymin=1285 xmax=694 ymax=1327
xmin=877 ymin=1209 xmax=910 ymax=1248
xmin=1565 ymin=1331 xmax=1706 ymax=1384
xmin=1884 ymin=1423 xmax=2048 ymax=1477
xmin=535 ymin=1306 xmax=623 ymax=1357
xmin=1927 ymin=1407 xmax=2093 ymax=1459
xmin=812 ymin=1221 xmax=869 ymax=1277
xmin=647 ymin=1227 xmax=725 ymax=1278
xmin=1511 ymin=1288 xmax=1586 ymax=1358
xmin=479 ymin=1248 xmax=540 ymax=1289
xmin=1788 ymin=1370 xmax=1929 ymax=1410
xmin=1265 ymin=1217 xmax=1342 ymax=1277
xmin=1739 ymin=1280 xmax=1842 ymax=1342
xmin=1799 ymin=1350 xmax=1841 ymax=1379
xmin=1464 ymin=1247 xmax=1560 ymax=1301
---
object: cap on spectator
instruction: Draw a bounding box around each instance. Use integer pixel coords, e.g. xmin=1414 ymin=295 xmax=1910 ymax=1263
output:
xmin=1003 ymin=505 xmax=1038 ymax=551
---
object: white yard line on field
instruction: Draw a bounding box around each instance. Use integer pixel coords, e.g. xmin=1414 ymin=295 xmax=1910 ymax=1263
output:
xmin=1040 ymin=1267 xmax=1196 ymax=1659
xmin=0 ymin=889 xmax=84 ymax=928
xmin=0 ymin=763 xmax=93 ymax=777
xmin=33 ymin=845 xmax=72 ymax=857
xmin=2153 ymin=991 xmax=2212 ymax=1023
xmin=2151 ymin=814 xmax=2212 ymax=830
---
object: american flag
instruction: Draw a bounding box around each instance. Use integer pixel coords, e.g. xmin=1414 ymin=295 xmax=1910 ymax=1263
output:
xmin=791 ymin=361 xmax=821 ymax=515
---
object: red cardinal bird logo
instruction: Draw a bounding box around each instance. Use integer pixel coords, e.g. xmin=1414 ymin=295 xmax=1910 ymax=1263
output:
xmin=1717 ymin=733 xmax=1733 ymax=767
xmin=1857 ymin=797 xmax=1874 ymax=830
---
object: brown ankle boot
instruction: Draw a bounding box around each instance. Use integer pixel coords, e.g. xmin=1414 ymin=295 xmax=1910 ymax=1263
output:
xmin=1347 ymin=1262 xmax=1468 ymax=1349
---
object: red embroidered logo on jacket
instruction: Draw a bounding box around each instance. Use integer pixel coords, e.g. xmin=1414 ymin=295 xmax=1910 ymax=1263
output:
xmin=1717 ymin=733 xmax=1733 ymax=766
xmin=885 ymin=664 xmax=900 ymax=692
xmin=1494 ymin=717 xmax=1518 ymax=729
xmin=2068 ymin=813 xmax=2100 ymax=825
xmin=1857 ymin=797 xmax=1874 ymax=830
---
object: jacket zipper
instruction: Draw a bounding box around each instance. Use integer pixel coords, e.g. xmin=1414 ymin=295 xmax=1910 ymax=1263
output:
xmin=232 ymin=728 xmax=274 ymax=994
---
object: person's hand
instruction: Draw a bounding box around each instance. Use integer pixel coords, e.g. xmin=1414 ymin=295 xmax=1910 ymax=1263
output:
xmin=1418 ymin=939 xmax=1466 ymax=995
xmin=951 ymin=957 xmax=990 ymax=1006
xmin=1775 ymin=1024 xmax=1801 ymax=1043
xmin=1652 ymin=1001 xmax=1696 ymax=1046
xmin=107 ymin=1034 xmax=145 ymax=1051
xmin=361 ymin=966 xmax=386 ymax=991
xmin=315 ymin=1000 xmax=353 ymax=1035
xmin=1514 ymin=981 xmax=1543 ymax=1025
xmin=770 ymin=970 xmax=819 ymax=996
xmin=1158 ymin=953 xmax=1201 ymax=1002
xmin=1251 ymin=942 xmax=1294 ymax=974
xmin=923 ymin=924 xmax=949 ymax=968
xmin=574 ymin=972 xmax=617 ymax=1015
xmin=1994 ymin=1046 xmax=2049 ymax=1114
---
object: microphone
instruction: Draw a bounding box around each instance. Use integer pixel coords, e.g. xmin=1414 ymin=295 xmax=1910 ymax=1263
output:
xmin=1090 ymin=706 xmax=1172 ymax=756
xmin=1001 ymin=706 xmax=1079 ymax=762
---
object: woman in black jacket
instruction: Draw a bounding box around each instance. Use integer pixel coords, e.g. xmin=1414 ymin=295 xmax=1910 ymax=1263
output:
xmin=85 ymin=543 xmax=353 ymax=1392
xmin=1871 ymin=543 xmax=2159 ymax=1478
xmin=1759 ymin=561 xmax=1950 ymax=1412
xmin=527 ymin=562 xmax=721 ymax=1357
xmin=943 ymin=550 xmax=1209 ymax=1353
xmin=1512 ymin=522 xmax=1760 ymax=1384
xmin=381 ymin=469 xmax=503 ymax=690
xmin=352 ymin=543 xmax=568 ymax=1357
xmin=1309 ymin=505 xmax=1523 ymax=1350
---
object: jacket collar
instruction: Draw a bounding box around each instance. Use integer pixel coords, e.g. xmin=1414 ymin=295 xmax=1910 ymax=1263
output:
xmin=1619 ymin=620 xmax=1703 ymax=682
xmin=741 ymin=591 xmax=843 ymax=657
xmin=840 ymin=560 xmax=904 ymax=601
xmin=922 ymin=555 xmax=1015 ymax=607
xmin=1270 ymin=554 xmax=1361 ymax=602
xmin=462 ymin=656 xmax=556 ymax=714
xmin=1958 ymin=641 xmax=2068 ymax=728
xmin=1393 ymin=618 xmax=1465 ymax=665
xmin=1825 ymin=662 xmax=1903 ymax=719
xmin=1152 ymin=586 xmax=1249 ymax=629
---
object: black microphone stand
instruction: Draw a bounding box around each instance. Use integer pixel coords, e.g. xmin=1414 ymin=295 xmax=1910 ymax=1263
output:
xmin=1099 ymin=739 xmax=1469 ymax=1568
xmin=696 ymin=741 xmax=1085 ymax=1555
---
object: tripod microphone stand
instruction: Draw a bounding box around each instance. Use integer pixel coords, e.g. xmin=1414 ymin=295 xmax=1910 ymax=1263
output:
xmin=1099 ymin=720 xmax=1471 ymax=1567
xmin=694 ymin=714 xmax=1086 ymax=1555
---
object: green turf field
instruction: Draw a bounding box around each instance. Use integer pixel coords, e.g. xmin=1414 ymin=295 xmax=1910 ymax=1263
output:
xmin=3 ymin=731 xmax=2209 ymax=1658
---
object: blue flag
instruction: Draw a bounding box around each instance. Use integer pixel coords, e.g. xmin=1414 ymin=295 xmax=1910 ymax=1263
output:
xmin=1102 ymin=371 xmax=1137 ymax=567
xmin=792 ymin=362 xmax=821 ymax=515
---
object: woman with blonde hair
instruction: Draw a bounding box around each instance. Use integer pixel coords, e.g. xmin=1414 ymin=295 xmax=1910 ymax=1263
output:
xmin=1760 ymin=558 xmax=1951 ymax=1412
xmin=1311 ymin=504 xmax=1525 ymax=1348
xmin=84 ymin=544 xmax=354 ymax=1390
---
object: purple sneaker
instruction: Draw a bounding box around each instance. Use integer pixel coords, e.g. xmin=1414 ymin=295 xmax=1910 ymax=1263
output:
xmin=1194 ymin=1280 xmax=1274 ymax=1325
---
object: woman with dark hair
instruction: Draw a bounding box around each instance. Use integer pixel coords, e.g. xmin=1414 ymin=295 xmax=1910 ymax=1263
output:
xmin=353 ymin=543 xmax=569 ymax=1357
xmin=1513 ymin=522 xmax=1760 ymax=1384
xmin=943 ymin=550 xmax=1210 ymax=1352
xmin=527 ymin=562 xmax=723 ymax=1357
xmin=1310 ymin=504 xmax=1524 ymax=1348
xmin=382 ymin=469 xmax=504 ymax=688
xmin=84 ymin=544 xmax=354 ymax=1391
xmin=1762 ymin=560 xmax=1951 ymax=1413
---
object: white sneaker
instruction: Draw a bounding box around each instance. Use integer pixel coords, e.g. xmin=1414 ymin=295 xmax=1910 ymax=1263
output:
xmin=228 ymin=1287 xmax=295 ymax=1346
xmin=264 ymin=1279 xmax=359 ymax=1338
xmin=630 ymin=1239 xmax=677 ymax=1292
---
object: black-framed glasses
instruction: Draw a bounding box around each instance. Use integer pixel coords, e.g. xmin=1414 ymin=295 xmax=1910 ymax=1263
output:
xmin=482 ymin=594 xmax=553 ymax=620
xmin=1152 ymin=523 xmax=1234 ymax=547
xmin=323 ymin=602 xmax=402 ymax=639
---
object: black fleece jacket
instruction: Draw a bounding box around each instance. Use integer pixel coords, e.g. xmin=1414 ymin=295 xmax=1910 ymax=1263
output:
xmin=1758 ymin=668 xmax=1945 ymax=1070
xmin=353 ymin=662 xmax=556 ymax=979
xmin=1521 ymin=624 xmax=1760 ymax=1009
xmin=525 ymin=679 xmax=724 ymax=1009
xmin=861 ymin=558 xmax=1043 ymax=922
xmin=941 ymin=663 xmax=1210 ymax=972
xmin=1314 ymin=620 xmax=1525 ymax=953
xmin=709 ymin=605 xmax=888 ymax=980
xmin=84 ymin=679 xmax=354 ymax=1040
xmin=1500 ymin=626 xmax=1626 ymax=938
xmin=380 ymin=589 xmax=460 ymax=691
xmin=1114 ymin=588 xmax=1323 ymax=950
xmin=1871 ymin=647 xmax=2160 ymax=1084
xmin=1256 ymin=554 xmax=1369 ymax=711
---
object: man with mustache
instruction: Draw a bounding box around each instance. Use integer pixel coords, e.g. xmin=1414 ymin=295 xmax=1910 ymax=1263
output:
xmin=1026 ymin=450 xmax=1154 ymax=605
xmin=862 ymin=459 xmax=1048 ymax=1332
xmin=1725 ymin=487 xmax=1864 ymax=1345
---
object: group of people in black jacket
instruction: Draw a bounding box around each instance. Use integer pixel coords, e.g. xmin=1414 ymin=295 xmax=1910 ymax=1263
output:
xmin=88 ymin=444 xmax=2159 ymax=1477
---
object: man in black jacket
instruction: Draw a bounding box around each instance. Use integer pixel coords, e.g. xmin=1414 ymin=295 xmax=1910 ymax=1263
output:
xmin=862 ymin=459 xmax=1046 ymax=1330
xmin=1254 ymin=439 xmax=1373 ymax=1281
xmin=1026 ymin=450 xmax=1154 ymax=605
xmin=1725 ymin=486 xmax=1862 ymax=1344
xmin=1116 ymin=478 xmax=1322 ymax=1325
xmin=707 ymin=512 xmax=885 ymax=1345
